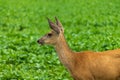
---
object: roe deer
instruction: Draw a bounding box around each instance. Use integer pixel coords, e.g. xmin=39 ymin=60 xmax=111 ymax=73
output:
xmin=37 ymin=17 xmax=120 ymax=80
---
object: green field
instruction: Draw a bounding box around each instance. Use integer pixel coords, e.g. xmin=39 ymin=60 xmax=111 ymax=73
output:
xmin=0 ymin=0 xmax=120 ymax=79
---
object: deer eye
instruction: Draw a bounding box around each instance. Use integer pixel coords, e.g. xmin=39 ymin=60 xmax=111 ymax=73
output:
xmin=47 ymin=33 xmax=52 ymax=37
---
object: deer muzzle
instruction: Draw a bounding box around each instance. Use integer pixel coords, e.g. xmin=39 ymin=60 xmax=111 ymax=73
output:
xmin=37 ymin=39 xmax=44 ymax=45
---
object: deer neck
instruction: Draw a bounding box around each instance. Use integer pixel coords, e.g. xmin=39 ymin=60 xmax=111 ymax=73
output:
xmin=54 ymin=33 xmax=74 ymax=69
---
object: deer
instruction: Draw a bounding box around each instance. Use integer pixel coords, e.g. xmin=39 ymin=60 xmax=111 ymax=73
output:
xmin=37 ymin=17 xmax=120 ymax=80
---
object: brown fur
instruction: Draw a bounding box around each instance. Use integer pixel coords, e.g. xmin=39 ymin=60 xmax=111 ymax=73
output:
xmin=37 ymin=17 xmax=120 ymax=80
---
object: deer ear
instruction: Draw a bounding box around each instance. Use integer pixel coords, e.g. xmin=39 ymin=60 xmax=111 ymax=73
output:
xmin=47 ymin=18 xmax=60 ymax=34
xmin=55 ymin=17 xmax=64 ymax=32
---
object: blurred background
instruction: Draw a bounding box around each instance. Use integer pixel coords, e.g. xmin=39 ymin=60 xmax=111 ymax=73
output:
xmin=0 ymin=0 xmax=120 ymax=79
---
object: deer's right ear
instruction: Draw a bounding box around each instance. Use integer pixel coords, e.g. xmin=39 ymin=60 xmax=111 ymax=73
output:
xmin=55 ymin=17 xmax=64 ymax=32
xmin=47 ymin=18 xmax=60 ymax=34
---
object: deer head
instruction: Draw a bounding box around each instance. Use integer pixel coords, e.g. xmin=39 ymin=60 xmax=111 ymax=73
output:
xmin=37 ymin=17 xmax=64 ymax=45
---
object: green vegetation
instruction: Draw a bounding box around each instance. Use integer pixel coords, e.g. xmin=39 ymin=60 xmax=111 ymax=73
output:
xmin=0 ymin=0 xmax=120 ymax=79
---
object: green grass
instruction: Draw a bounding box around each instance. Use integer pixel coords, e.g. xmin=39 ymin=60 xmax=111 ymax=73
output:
xmin=0 ymin=0 xmax=120 ymax=79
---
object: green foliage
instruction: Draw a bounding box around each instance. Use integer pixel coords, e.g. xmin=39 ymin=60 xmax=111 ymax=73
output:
xmin=0 ymin=0 xmax=120 ymax=79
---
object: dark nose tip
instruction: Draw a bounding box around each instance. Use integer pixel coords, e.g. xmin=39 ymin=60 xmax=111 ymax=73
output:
xmin=37 ymin=40 xmax=39 ymax=43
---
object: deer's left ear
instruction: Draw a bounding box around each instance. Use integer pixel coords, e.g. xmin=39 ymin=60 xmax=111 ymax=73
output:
xmin=55 ymin=17 xmax=64 ymax=32
xmin=47 ymin=18 xmax=60 ymax=34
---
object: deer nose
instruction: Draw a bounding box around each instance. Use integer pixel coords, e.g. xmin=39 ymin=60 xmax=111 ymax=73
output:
xmin=37 ymin=40 xmax=39 ymax=43
xmin=37 ymin=39 xmax=44 ymax=45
